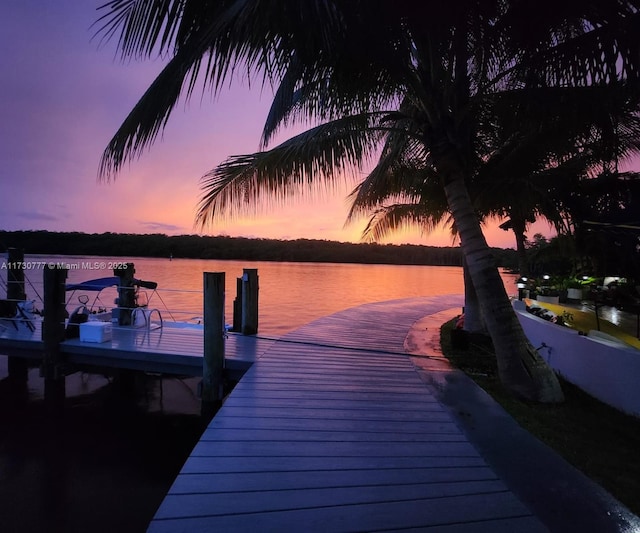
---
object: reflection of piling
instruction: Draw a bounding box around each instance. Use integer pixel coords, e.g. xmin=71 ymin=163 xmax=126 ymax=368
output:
xmin=114 ymin=263 xmax=136 ymax=326
xmin=7 ymin=248 xmax=28 ymax=382
xmin=42 ymin=265 xmax=68 ymax=411
xmin=202 ymin=272 xmax=225 ymax=418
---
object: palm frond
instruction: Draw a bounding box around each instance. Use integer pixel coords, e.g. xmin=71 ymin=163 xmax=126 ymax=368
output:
xmin=359 ymin=203 xmax=452 ymax=243
xmin=196 ymin=113 xmax=391 ymax=226
xmin=97 ymin=0 xmax=355 ymax=178
xmin=260 ymin=54 xmax=306 ymax=148
xmin=260 ymin=63 xmax=408 ymax=150
xmin=502 ymin=5 xmax=640 ymax=88
xmin=94 ymin=0 xmax=186 ymax=58
xmin=98 ymin=48 xmax=202 ymax=179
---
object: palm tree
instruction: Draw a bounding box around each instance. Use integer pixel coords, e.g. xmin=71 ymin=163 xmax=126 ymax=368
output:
xmin=95 ymin=1 xmax=640 ymax=402
xmin=479 ymin=83 xmax=640 ymax=275
xmin=197 ymin=80 xmax=640 ymax=396
xmin=207 ymin=83 xmax=640 ymax=332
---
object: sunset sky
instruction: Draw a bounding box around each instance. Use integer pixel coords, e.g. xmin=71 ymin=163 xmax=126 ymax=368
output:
xmin=0 ymin=1 xmax=556 ymax=249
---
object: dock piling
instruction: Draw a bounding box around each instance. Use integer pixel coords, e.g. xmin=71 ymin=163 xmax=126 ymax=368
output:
xmin=6 ymin=248 xmax=28 ymax=382
xmin=241 ymin=268 xmax=259 ymax=335
xmin=114 ymin=263 xmax=136 ymax=326
xmin=7 ymin=247 xmax=26 ymax=301
xmin=202 ymin=272 xmax=225 ymax=418
xmin=232 ymin=277 xmax=242 ymax=332
xmin=42 ymin=265 xmax=68 ymax=411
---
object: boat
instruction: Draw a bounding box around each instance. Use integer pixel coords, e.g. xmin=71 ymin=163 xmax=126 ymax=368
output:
xmin=65 ymin=276 xmax=164 ymax=336
xmin=64 ymin=275 xmax=215 ymax=333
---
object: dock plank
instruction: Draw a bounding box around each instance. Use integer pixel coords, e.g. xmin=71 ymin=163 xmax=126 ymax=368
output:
xmin=225 ymin=388 xmax=441 ymax=402
xmin=221 ymin=397 xmax=444 ymax=411
xmin=210 ymin=406 xmax=454 ymax=422
xmin=180 ymin=454 xmax=489 ymax=474
xmin=150 ymin=491 xmax=538 ymax=533
xmin=205 ymin=415 xmax=464 ymax=433
xmin=169 ymin=465 xmax=499 ymax=493
xmin=189 ymin=440 xmax=480 ymax=458
xmin=154 ymin=482 xmax=516 ymax=519
xmin=149 ymin=295 xmax=546 ymax=532
xmin=198 ymin=428 xmax=467 ymax=442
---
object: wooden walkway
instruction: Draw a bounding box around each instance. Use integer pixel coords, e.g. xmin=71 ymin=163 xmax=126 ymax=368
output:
xmin=149 ymin=295 xmax=547 ymax=532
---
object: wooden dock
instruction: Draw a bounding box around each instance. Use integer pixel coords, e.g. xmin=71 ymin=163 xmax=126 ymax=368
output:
xmin=149 ymin=295 xmax=547 ymax=532
xmin=0 ymin=260 xmax=264 ymax=408
xmin=0 ymin=320 xmax=275 ymax=380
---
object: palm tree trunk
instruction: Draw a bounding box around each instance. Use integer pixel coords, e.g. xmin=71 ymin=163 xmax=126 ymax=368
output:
xmin=510 ymin=217 xmax=530 ymax=277
xmin=444 ymin=175 xmax=564 ymax=403
xmin=463 ymin=256 xmax=485 ymax=333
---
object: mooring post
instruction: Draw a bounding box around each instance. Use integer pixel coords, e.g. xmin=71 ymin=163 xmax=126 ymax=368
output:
xmin=42 ymin=265 xmax=68 ymax=411
xmin=114 ymin=262 xmax=136 ymax=326
xmin=232 ymin=276 xmax=243 ymax=332
xmin=7 ymin=247 xmax=26 ymax=301
xmin=6 ymin=248 xmax=29 ymax=382
xmin=241 ymin=268 xmax=258 ymax=335
xmin=202 ymin=272 xmax=225 ymax=418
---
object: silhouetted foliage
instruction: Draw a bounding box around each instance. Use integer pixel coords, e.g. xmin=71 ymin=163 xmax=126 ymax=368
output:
xmin=0 ymin=230 xmax=517 ymax=268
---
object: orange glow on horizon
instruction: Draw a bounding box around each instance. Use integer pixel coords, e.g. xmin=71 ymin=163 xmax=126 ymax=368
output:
xmin=80 ymin=162 xmax=556 ymax=250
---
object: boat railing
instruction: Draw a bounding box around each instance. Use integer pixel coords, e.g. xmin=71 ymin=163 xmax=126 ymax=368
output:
xmin=131 ymin=306 xmax=164 ymax=330
xmin=140 ymin=286 xmax=204 ymax=326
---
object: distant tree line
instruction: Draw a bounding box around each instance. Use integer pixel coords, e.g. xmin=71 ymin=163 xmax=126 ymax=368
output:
xmin=0 ymin=230 xmax=518 ymax=268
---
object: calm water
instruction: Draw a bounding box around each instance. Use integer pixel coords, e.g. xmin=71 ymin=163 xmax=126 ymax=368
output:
xmin=0 ymin=255 xmax=518 ymax=532
xmin=14 ymin=255 xmax=518 ymax=335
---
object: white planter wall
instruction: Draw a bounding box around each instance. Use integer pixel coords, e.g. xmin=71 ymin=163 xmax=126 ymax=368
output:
xmin=513 ymin=299 xmax=640 ymax=417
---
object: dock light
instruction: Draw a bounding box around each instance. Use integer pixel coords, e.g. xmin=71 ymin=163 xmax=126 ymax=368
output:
xmin=516 ymin=277 xmax=528 ymax=300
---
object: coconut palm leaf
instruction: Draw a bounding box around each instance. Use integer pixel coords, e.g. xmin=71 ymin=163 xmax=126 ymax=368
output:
xmin=359 ymin=203 xmax=454 ymax=244
xmin=501 ymin=4 xmax=640 ymax=88
xmin=196 ymin=112 xmax=404 ymax=225
xmin=93 ymin=0 xmax=185 ymax=57
xmin=345 ymin=120 xmax=431 ymax=219
xmin=96 ymin=0 xmax=355 ymax=177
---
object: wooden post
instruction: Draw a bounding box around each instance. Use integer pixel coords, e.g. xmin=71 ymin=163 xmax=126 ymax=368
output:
xmin=202 ymin=272 xmax=225 ymax=418
xmin=6 ymin=248 xmax=28 ymax=381
xmin=113 ymin=263 xmax=139 ymax=398
xmin=7 ymin=247 xmax=26 ymax=301
xmin=42 ymin=265 xmax=68 ymax=411
xmin=232 ymin=277 xmax=242 ymax=332
xmin=114 ymin=262 xmax=135 ymax=326
xmin=241 ymin=268 xmax=259 ymax=335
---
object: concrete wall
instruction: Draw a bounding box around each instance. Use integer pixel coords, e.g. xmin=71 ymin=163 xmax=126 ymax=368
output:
xmin=513 ymin=299 xmax=640 ymax=417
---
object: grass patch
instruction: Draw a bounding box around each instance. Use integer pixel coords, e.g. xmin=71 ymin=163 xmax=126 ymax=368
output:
xmin=441 ymin=319 xmax=640 ymax=516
